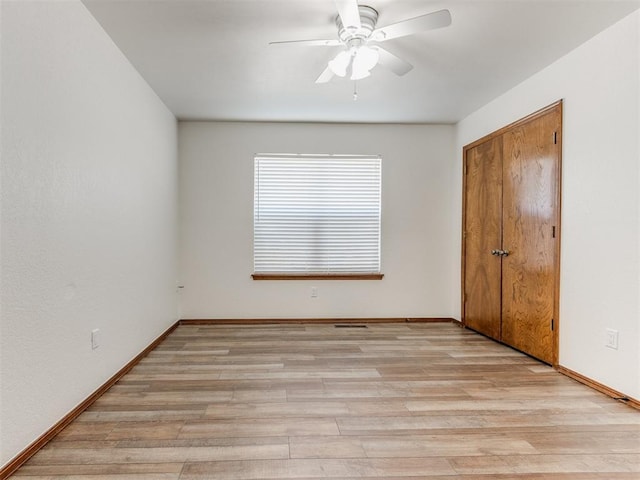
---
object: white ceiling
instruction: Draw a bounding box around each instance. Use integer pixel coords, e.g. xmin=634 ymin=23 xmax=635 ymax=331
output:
xmin=82 ymin=0 xmax=640 ymax=124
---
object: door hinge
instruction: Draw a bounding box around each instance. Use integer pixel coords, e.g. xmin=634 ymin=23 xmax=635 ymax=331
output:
xmin=553 ymin=131 xmax=558 ymax=144
xmin=551 ymin=318 xmax=555 ymax=331
xmin=552 ymin=226 xmax=556 ymax=238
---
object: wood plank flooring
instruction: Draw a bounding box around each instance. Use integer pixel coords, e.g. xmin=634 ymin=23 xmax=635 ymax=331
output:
xmin=11 ymin=322 xmax=640 ymax=479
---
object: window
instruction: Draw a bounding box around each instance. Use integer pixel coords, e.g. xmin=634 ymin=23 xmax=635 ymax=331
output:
xmin=253 ymin=154 xmax=382 ymax=279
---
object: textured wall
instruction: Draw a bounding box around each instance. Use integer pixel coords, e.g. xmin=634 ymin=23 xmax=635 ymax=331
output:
xmin=1 ymin=1 xmax=178 ymax=466
xmin=178 ymin=122 xmax=457 ymax=320
xmin=455 ymin=11 xmax=640 ymax=399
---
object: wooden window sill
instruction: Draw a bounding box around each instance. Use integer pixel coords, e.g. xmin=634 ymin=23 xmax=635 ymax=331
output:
xmin=252 ymin=273 xmax=384 ymax=281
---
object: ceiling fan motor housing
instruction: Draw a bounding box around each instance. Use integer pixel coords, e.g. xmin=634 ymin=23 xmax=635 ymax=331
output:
xmin=337 ymin=5 xmax=379 ymax=45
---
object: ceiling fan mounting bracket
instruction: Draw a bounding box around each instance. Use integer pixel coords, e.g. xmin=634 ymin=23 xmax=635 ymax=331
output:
xmin=336 ymin=5 xmax=378 ymax=43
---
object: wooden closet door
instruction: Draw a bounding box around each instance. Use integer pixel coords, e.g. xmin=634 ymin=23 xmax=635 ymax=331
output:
xmin=463 ymin=136 xmax=503 ymax=341
xmin=501 ymin=109 xmax=560 ymax=364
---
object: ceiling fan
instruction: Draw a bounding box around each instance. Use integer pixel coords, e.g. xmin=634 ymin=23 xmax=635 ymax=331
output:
xmin=270 ymin=0 xmax=452 ymax=84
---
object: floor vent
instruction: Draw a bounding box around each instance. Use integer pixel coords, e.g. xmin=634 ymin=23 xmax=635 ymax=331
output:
xmin=334 ymin=324 xmax=368 ymax=328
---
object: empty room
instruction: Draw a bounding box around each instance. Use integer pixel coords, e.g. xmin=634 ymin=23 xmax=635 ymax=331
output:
xmin=1 ymin=0 xmax=639 ymax=478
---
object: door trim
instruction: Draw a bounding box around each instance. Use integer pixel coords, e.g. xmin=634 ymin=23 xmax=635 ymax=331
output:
xmin=461 ymin=100 xmax=563 ymax=366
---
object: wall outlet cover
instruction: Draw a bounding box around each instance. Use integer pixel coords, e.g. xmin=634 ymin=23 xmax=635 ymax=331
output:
xmin=91 ymin=329 xmax=101 ymax=350
xmin=605 ymin=328 xmax=618 ymax=350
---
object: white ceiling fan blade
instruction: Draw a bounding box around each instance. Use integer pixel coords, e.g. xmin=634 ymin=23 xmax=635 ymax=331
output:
xmin=376 ymin=47 xmax=413 ymax=76
xmin=315 ymin=65 xmax=335 ymax=84
xmin=269 ymin=39 xmax=342 ymax=47
xmin=334 ymin=0 xmax=361 ymax=30
xmin=373 ymin=9 xmax=451 ymax=42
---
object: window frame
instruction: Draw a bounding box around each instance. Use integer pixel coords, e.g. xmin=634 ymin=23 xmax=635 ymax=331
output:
xmin=252 ymin=153 xmax=383 ymax=281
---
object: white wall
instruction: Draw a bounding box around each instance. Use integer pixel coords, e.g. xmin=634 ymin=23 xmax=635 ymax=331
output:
xmin=179 ymin=122 xmax=456 ymax=320
xmin=455 ymin=11 xmax=640 ymax=400
xmin=0 ymin=1 xmax=178 ymax=467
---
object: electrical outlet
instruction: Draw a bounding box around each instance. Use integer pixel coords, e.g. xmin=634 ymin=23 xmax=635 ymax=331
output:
xmin=310 ymin=286 xmax=318 ymax=298
xmin=605 ymin=328 xmax=618 ymax=350
xmin=91 ymin=329 xmax=100 ymax=350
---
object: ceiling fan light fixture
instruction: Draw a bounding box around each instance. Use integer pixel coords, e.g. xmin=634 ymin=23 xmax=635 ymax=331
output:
xmin=350 ymin=68 xmax=371 ymax=81
xmin=358 ymin=46 xmax=379 ymax=70
xmin=328 ymin=50 xmax=352 ymax=77
xmin=350 ymin=45 xmax=379 ymax=80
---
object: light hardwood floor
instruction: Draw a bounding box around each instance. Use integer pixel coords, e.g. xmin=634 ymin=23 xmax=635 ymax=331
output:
xmin=12 ymin=322 xmax=640 ymax=479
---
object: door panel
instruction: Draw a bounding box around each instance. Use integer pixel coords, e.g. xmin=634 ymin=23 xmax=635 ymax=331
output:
xmin=501 ymin=110 xmax=560 ymax=364
xmin=463 ymin=137 xmax=503 ymax=340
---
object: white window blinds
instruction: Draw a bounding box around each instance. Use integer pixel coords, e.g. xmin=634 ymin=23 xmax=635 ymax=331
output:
xmin=254 ymin=154 xmax=382 ymax=274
